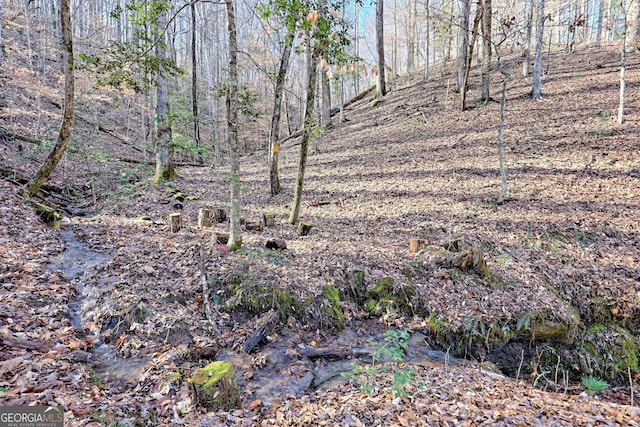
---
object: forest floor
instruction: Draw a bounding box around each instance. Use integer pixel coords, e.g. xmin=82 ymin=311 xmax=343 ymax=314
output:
xmin=2 ymin=40 xmax=640 ymax=426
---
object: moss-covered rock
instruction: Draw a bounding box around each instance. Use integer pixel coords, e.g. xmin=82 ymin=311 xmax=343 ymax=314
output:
xmin=363 ymin=277 xmax=415 ymax=316
xmin=322 ymin=285 xmax=344 ymax=332
xmin=190 ymin=361 xmax=241 ymax=411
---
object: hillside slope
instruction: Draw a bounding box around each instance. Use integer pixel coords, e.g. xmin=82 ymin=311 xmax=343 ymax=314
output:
xmin=2 ymin=42 xmax=640 ymax=425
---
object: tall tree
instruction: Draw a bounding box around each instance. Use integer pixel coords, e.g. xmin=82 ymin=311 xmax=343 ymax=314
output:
xmin=375 ymin=0 xmax=386 ymax=99
xmin=0 ymin=0 xmax=4 ymax=64
xmin=191 ymin=1 xmax=202 ymax=164
xmin=532 ymin=0 xmax=545 ymax=100
xmin=481 ymin=0 xmax=492 ymax=101
xmin=289 ymin=12 xmax=320 ymax=224
xmin=153 ymin=9 xmax=177 ymax=183
xmin=288 ymin=2 xmax=351 ymax=223
xmin=456 ymin=0 xmax=470 ymax=92
xmin=24 ymin=0 xmax=74 ymax=197
xmin=268 ymin=30 xmax=294 ymax=195
xmin=225 ymin=0 xmax=242 ymax=249
xmin=261 ymin=0 xmax=303 ymax=196
xmin=626 ymin=0 xmax=639 ymax=51
xmin=522 ymin=0 xmax=534 ymax=76
xmin=595 ymin=0 xmax=604 ymax=46
xmin=618 ymin=0 xmax=627 ymax=124
xmin=321 ymin=64 xmax=332 ymax=128
xmin=423 ymin=0 xmax=430 ymax=81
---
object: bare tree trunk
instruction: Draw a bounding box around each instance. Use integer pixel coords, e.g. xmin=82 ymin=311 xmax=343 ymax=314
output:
xmin=626 ymin=0 xmax=639 ymax=51
xmin=498 ymin=64 xmax=510 ymax=202
xmin=457 ymin=0 xmax=470 ymax=92
xmin=375 ymin=0 xmax=386 ymax=98
xmin=288 ymin=46 xmax=319 ymax=224
xmin=225 ymin=0 xmax=242 ymax=249
xmin=407 ymin=0 xmax=417 ymax=69
xmin=0 ymin=0 xmax=4 ymax=64
xmin=321 ymin=67 xmax=332 ymax=128
xmin=618 ymin=6 xmax=627 ymax=124
xmin=25 ymin=0 xmax=74 ymax=197
xmin=269 ymin=30 xmax=294 ymax=196
xmin=153 ymin=11 xmax=176 ymax=183
xmin=481 ymin=0 xmax=492 ymax=101
xmin=595 ymin=0 xmax=604 ymax=46
xmin=191 ymin=1 xmax=202 ymax=164
xmin=522 ymin=0 xmax=534 ymax=75
xmin=423 ymin=0 xmax=430 ymax=81
xmin=532 ymin=0 xmax=545 ymax=100
xmin=461 ymin=4 xmax=481 ymax=110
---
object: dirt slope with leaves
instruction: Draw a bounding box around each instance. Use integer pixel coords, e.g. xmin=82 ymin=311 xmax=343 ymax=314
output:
xmin=2 ymin=36 xmax=640 ymax=426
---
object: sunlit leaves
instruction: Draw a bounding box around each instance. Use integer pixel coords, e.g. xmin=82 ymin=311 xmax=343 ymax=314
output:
xmin=77 ymin=0 xmax=183 ymax=93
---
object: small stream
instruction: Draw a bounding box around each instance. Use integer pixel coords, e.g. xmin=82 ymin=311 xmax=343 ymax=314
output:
xmin=47 ymin=227 xmax=465 ymax=403
xmin=48 ymin=227 xmax=148 ymax=384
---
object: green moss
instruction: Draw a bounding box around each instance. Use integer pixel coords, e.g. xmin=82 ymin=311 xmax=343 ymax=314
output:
xmin=346 ymin=270 xmax=366 ymax=304
xmin=575 ymin=325 xmax=640 ymax=381
xmin=322 ymin=285 xmax=344 ymax=332
xmin=191 ymin=361 xmax=230 ymax=388
xmin=364 ymin=299 xmax=377 ymax=314
xmin=617 ymin=336 xmax=639 ymax=373
xmin=189 ymin=361 xmax=241 ymax=411
xmin=363 ymin=277 xmax=415 ymax=316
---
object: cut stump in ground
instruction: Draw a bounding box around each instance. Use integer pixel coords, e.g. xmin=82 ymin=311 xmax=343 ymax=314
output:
xmin=263 ymin=212 xmax=275 ymax=227
xmin=190 ymin=361 xmax=241 ymax=411
xmin=245 ymin=220 xmax=263 ymax=231
xmin=215 ymin=233 xmax=229 ymax=244
xmin=409 ymin=238 xmax=427 ymax=253
xmin=169 ymin=213 xmax=181 ymax=232
xmin=214 ymin=208 xmax=227 ymax=223
xmin=297 ymin=222 xmax=312 ymax=236
xmin=265 ymin=239 xmax=287 ymax=250
xmin=198 ymin=208 xmax=214 ymax=227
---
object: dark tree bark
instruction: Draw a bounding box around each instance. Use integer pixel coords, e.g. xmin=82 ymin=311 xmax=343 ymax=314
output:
xmin=456 ymin=0 xmax=470 ymax=93
xmin=289 ymin=45 xmax=319 ymax=224
xmin=522 ymin=0 xmax=534 ymax=76
xmin=375 ymin=0 xmax=386 ymax=98
xmin=532 ymin=0 xmax=545 ymax=100
xmin=268 ymin=31 xmax=294 ymax=196
xmin=481 ymin=0 xmax=492 ymax=101
xmin=191 ymin=1 xmax=202 ymax=164
xmin=225 ymin=0 xmax=242 ymax=249
xmin=153 ymin=18 xmax=176 ymax=183
xmin=25 ymin=0 xmax=74 ymax=197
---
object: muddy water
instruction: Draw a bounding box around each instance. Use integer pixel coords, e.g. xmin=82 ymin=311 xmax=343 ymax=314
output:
xmin=48 ymin=227 xmax=148 ymax=384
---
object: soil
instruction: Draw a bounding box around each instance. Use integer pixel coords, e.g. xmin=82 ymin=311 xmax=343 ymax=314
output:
xmin=1 ymin=29 xmax=640 ymax=426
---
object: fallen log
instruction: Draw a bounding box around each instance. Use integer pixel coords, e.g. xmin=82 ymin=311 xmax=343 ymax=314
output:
xmin=242 ymin=309 xmax=280 ymax=354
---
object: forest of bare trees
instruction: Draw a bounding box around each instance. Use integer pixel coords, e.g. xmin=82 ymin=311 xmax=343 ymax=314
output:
xmin=2 ymin=0 xmax=638 ymax=232
xmin=5 ymin=0 xmax=635 ymax=149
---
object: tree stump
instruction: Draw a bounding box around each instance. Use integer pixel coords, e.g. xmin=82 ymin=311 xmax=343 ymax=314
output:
xmin=198 ymin=208 xmax=214 ymax=227
xmin=409 ymin=238 xmax=427 ymax=253
xmin=263 ymin=212 xmax=275 ymax=227
xmin=190 ymin=361 xmax=241 ymax=411
xmin=245 ymin=220 xmax=263 ymax=231
xmin=265 ymin=239 xmax=287 ymax=250
xmin=297 ymin=222 xmax=312 ymax=236
xmin=169 ymin=213 xmax=181 ymax=232
xmin=215 ymin=233 xmax=229 ymax=244
xmin=214 ymin=208 xmax=227 ymax=223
